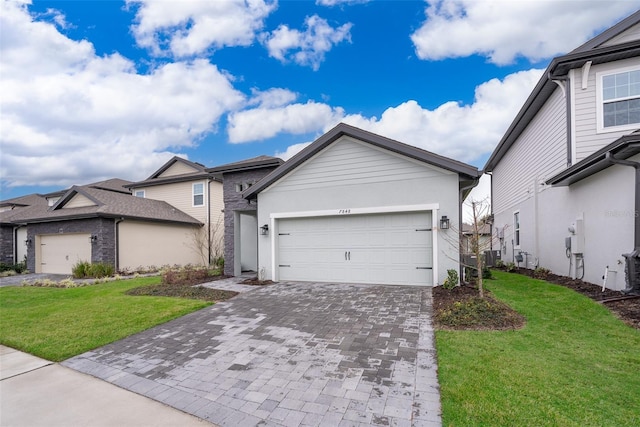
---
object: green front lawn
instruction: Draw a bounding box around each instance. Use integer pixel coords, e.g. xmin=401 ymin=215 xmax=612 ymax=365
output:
xmin=437 ymin=270 xmax=640 ymax=426
xmin=0 ymin=277 xmax=210 ymax=361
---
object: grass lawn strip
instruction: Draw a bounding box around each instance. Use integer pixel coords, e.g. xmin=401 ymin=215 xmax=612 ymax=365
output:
xmin=437 ymin=270 xmax=640 ymax=427
xmin=0 ymin=277 xmax=211 ymax=362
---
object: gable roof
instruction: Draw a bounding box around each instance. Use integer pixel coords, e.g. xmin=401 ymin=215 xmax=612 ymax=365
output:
xmin=546 ymin=131 xmax=640 ymax=186
xmin=206 ymin=155 xmax=283 ymax=175
xmin=243 ymin=123 xmax=480 ymax=200
xmin=7 ymin=185 xmax=202 ymax=226
xmin=484 ymin=11 xmax=640 ymax=172
xmin=85 ymin=178 xmax=132 ymax=194
xmin=125 ymin=156 xmax=217 ymax=189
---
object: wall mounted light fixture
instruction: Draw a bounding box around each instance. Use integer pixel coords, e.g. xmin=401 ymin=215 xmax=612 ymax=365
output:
xmin=440 ymin=215 xmax=450 ymax=230
xmin=260 ymin=224 xmax=269 ymax=236
xmin=25 ymin=238 xmax=32 ymax=247
xmin=90 ymin=235 xmax=98 ymax=243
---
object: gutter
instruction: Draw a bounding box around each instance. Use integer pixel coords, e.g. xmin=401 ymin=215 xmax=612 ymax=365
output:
xmin=549 ymin=72 xmax=572 ymax=167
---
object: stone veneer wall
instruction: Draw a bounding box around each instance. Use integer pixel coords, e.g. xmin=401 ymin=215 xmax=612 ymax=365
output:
xmin=222 ymin=168 xmax=279 ymax=276
xmin=26 ymin=217 xmax=116 ymax=272
xmin=0 ymin=225 xmax=15 ymax=265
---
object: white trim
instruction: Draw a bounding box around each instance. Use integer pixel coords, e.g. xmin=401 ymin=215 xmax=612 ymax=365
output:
xmin=271 ymin=204 xmax=439 ymax=286
xmin=269 ymin=203 xmax=440 ymax=220
xmin=192 ymin=181 xmax=205 ymax=207
xmin=595 ymin=64 xmax=640 ymax=134
xmin=133 ymin=190 xmax=145 ymax=198
xmin=432 ymin=209 xmax=439 ymax=285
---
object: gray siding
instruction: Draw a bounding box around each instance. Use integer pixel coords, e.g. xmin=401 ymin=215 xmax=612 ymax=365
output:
xmin=493 ymin=87 xmax=567 ymax=214
xmin=572 ymin=57 xmax=640 ymax=162
xmin=257 ymin=136 xmax=461 ymax=285
xmin=267 ymin=137 xmax=444 ymax=193
xmin=601 ymin=22 xmax=640 ymax=46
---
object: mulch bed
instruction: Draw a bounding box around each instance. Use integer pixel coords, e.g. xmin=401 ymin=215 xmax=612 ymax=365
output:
xmin=433 ymin=269 xmax=640 ymax=331
xmin=126 ymin=274 xmax=238 ymax=302
xmin=512 ymin=268 xmax=640 ymax=330
xmin=432 ymin=284 xmax=526 ymax=331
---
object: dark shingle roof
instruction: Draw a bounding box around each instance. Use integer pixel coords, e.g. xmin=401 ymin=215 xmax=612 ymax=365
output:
xmin=206 ymin=155 xmax=283 ymax=175
xmin=1 ymin=184 xmax=201 ymax=226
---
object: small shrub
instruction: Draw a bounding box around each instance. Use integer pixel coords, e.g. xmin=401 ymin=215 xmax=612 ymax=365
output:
xmin=72 ymin=261 xmax=91 ymax=278
xmin=495 ymin=259 xmax=505 ymax=269
xmin=442 ymin=269 xmax=459 ymax=290
xmin=505 ymin=262 xmax=517 ymax=272
xmin=0 ymin=260 xmax=28 ymax=274
xmin=482 ymin=266 xmax=492 ymax=279
xmin=533 ymin=267 xmax=551 ymax=279
xmin=161 ymin=264 xmax=210 ymax=285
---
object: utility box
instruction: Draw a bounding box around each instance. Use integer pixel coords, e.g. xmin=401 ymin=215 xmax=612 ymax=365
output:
xmin=570 ymin=218 xmax=585 ymax=254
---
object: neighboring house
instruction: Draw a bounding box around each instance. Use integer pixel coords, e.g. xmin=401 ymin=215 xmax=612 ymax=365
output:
xmin=0 ymin=178 xmax=203 ymax=274
xmin=206 ymin=156 xmax=283 ymax=277
xmin=243 ymin=123 xmax=481 ymax=286
xmin=125 ymin=157 xmax=225 ymax=265
xmin=484 ymin=11 xmax=640 ymax=292
xmin=461 ymin=223 xmax=492 ymax=255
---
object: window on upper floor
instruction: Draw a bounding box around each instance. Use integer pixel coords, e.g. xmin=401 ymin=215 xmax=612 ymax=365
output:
xmin=134 ymin=190 xmax=145 ymax=198
xmin=193 ymin=183 xmax=204 ymax=206
xmin=513 ymin=211 xmax=520 ymax=248
xmin=235 ymin=183 xmax=244 ymax=193
xmin=598 ymin=67 xmax=640 ymax=132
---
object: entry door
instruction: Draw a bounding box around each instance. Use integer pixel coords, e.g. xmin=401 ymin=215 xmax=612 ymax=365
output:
xmin=277 ymin=212 xmax=433 ymax=285
xmin=40 ymin=234 xmax=91 ymax=274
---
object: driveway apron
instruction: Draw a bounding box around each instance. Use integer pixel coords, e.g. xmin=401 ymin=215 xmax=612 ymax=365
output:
xmin=63 ymin=282 xmax=441 ymax=426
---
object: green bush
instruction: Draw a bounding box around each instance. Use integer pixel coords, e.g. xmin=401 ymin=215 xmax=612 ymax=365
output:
xmin=495 ymin=259 xmax=505 ymax=268
xmin=442 ymin=269 xmax=459 ymax=289
xmin=0 ymin=260 xmax=27 ymax=274
xmin=505 ymin=262 xmax=517 ymax=272
xmin=533 ymin=267 xmax=551 ymax=279
xmin=72 ymin=261 xmax=114 ymax=279
xmin=161 ymin=264 xmax=210 ymax=285
xmin=482 ymin=266 xmax=493 ymax=279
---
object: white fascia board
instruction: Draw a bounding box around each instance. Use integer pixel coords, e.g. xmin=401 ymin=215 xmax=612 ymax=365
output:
xmin=269 ymin=204 xmax=440 ymax=220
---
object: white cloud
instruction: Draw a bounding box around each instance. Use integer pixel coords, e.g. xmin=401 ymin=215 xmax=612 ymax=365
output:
xmin=0 ymin=1 xmax=245 ymax=188
xmin=316 ymin=0 xmax=370 ymax=6
xmin=411 ymin=0 xmax=640 ymax=64
xmin=128 ymin=0 xmax=277 ymax=57
xmin=248 ymin=87 xmax=298 ymax=108
xmin=262 ymin=14 xmax=352 ymax=70
xmin=227 ymin=101 xmax=346 ymax=143
xmin=274 ymin=141 xmax=312 ymax=160
xmin=265 ymin=68 xmax=543 ymax=165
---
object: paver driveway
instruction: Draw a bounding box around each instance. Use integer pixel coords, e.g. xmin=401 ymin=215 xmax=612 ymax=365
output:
xmin=63 ymin=282 xmax=441 ymax=426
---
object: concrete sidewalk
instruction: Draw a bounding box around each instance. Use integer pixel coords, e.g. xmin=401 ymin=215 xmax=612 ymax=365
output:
xmin=0 ymin=346 xmax=211 ymax=426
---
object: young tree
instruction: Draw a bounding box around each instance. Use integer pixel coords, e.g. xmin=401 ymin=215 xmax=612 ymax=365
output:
xmin=468 ymin=198 xmax=492 ymax=298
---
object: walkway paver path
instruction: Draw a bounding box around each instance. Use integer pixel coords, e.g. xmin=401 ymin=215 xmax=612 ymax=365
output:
xmin=64 ymin=282 xmax=441 ymax=426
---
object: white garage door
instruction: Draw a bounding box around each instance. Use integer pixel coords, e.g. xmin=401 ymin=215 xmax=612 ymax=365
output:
xmin=40 ymin=234 xmax=91 ymax=274
xmin=277 ymin=211 xmax=433 ymax=285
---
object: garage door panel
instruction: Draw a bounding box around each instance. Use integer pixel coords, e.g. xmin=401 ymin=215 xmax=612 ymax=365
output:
xmin=277 ymin=211 xmax=433 ymax=286
xmin=40 ymin=234 xmax=91 ymax=275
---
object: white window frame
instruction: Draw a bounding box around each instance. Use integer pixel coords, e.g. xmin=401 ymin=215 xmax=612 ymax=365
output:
xmin=235 ymin=183 xmax=244 ymax=193
xmin=513 ymin=211 xmax=520 ymax=249
xmin=596 ymin=65 xmax=640 ymax=134
xmin=134 ymin=190 xmax=145 ymax=198
xmin=192 ymin=182 xmax=204 ymax=207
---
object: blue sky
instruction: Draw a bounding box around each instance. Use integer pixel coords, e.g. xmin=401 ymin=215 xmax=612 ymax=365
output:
xmin=2 ymin=0 xmax=639 ymax=201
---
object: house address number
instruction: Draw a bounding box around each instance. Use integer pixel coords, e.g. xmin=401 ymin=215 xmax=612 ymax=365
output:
xmin=338 ymin=209 xmax=351 ymax=214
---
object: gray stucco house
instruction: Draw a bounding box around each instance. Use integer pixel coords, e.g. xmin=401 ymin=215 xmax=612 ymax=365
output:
xmin=485 ymin=11 xmax=640 ymax=293
xmin=243 ymin=123 xmax=480 ymax=286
